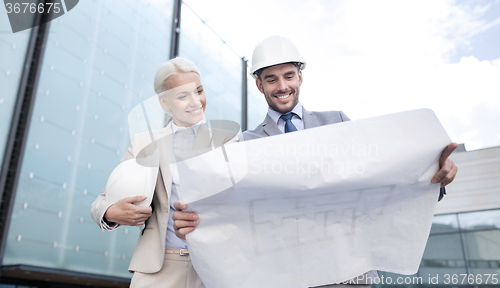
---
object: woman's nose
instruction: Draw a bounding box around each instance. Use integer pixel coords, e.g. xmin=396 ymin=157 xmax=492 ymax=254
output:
xmin=189 ymin=93 xmax=201 ymax=106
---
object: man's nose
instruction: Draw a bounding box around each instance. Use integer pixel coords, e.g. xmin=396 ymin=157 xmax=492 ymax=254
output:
xmin=277 ymin=78 xmax=287 ymax=91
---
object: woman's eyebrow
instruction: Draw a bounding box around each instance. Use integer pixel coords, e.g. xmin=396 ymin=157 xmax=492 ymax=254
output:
xmin=175 ymin=91 xmax=188 ymax=97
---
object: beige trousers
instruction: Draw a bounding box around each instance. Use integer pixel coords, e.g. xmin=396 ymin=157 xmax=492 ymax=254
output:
xmin=130 ymin=253 xmax=205 ymax=288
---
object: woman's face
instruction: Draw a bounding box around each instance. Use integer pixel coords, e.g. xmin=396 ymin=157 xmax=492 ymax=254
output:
xmin=159 ymin=72 xmax=206 ymax=127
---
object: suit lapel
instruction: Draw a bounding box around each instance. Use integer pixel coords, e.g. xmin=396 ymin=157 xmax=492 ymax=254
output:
xmin=302 ymin=107 xmax=318 ymax=129
xmin=262 ymin=114 xmax=282 ymax=136
xmin=157 ymin=124 xmax=174 ymax=202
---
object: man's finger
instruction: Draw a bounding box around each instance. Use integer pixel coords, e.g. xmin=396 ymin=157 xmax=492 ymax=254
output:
xmin=173 ymin=219 xmax=199 ymax=229
xmin=432 ymin=159 xmax=452 ymax=183
xmin=439 ymin=143 xmax=458 ymax=166
xmin=172 ymin=211 xmax=198 ymax=221
xmin=176 ymin=227 xmax=197 ymax=240
xmin=173 ymin=201 xmax=188 ymax=211
xmin=440 ymin=162 xmax=458 ymax=187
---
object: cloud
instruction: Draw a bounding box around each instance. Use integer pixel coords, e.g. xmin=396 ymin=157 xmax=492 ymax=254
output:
xmin=298 ymin=0 xmax=500 ymax=150
xmin=453 ymin=102 xmax=500 ymax=150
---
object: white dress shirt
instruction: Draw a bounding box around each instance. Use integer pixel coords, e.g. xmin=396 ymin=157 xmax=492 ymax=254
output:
xmin=267 ymin=102 xmax=305 ymax=133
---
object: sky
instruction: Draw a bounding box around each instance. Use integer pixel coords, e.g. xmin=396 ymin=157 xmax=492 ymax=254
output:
xmin=185 ymin=0 xmax=500 ymax=151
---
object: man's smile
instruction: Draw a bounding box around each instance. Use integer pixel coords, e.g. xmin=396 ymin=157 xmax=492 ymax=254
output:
xmin=275 ymin=91 xmax=292 ymax=101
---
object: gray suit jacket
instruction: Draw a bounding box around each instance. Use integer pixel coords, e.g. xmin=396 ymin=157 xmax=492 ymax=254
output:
xmin=243 ymin=107 xmax=350 ymax=140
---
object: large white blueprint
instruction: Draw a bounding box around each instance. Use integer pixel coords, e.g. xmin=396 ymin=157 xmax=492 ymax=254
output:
xmin=175 ymin=109 xmax=451 ymax=288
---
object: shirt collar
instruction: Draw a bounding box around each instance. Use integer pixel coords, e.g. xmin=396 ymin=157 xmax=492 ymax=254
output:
xmin=171 ymin=119 xmax=205 ymax=134
xmin=267 ymin=102 xmax=303 ymax=124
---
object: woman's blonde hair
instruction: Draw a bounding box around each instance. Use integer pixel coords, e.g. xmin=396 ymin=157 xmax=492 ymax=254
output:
xmin=153 ymin=57 xmax=201 ymax=94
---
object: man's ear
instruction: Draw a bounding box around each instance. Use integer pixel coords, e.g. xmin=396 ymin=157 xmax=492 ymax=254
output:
xmin=256 ymin=78 xmax=264 ymax=94
xmin=298 ymin=70 xmax=303 ymax=86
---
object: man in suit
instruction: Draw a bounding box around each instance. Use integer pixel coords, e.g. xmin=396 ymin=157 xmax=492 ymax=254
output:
xmin=173 ymin=36 xmax=458 ymax=287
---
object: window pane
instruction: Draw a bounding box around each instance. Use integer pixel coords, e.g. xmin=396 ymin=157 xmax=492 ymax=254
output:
xmin=459 ymin=209 xmax=500 ymax=231
xmin=418 ymin=233 xmax=467 ymax=284
xmin=463 ymin=230 xmax=500 ymax=276
xmin=430 ymin=214 xmax=459 ymax=234
xmin=178 ymin=3 xmax=242 ymax=127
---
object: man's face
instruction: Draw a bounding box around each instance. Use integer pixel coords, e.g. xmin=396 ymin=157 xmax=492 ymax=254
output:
xmin=256 ymin=63 xmax=302 ymax=114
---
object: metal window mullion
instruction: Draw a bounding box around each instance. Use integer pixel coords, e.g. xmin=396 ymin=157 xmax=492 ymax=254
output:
xmin=0 ymin=11 xmax=51 ymax=266
xmin=169 ymin=0 xmax=182 ymax=59
xmin=456 ymin=213 xmax=470 ymax=274
xmin=241 ymin=57 xmax=248 ymax=131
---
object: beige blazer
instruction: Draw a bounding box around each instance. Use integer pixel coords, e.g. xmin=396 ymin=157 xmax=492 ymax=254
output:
xmin=91 ymin=122 xmax=239 ymax=273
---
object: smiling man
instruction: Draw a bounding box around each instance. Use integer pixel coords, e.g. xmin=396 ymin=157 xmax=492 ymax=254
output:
xmin=173 ymin=36 xmax=458 ymax=288
xmin=242 ymin=36 xmax=354 ymax=142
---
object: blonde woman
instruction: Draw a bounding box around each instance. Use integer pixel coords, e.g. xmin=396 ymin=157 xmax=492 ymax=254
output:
xmin=91 ymin=57 xmax=238 ymax=288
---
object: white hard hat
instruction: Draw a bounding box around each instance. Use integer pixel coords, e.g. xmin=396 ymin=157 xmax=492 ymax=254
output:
xmin=105 ymin=158 xmax=159 ymax=207
xmin=250 ymin=36 xmax=306 ymax=79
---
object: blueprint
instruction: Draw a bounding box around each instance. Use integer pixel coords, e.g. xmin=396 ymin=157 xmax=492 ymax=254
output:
xmin=174 ymin=109 xmax=451 ymax=288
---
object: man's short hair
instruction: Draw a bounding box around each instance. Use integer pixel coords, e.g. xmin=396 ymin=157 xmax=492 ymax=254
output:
xmin=255 ymin=62 xmax=302 ymax=80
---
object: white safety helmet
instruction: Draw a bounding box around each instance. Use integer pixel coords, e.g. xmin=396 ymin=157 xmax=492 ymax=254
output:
xmin=105 ymin=158 xmax=159 ymax=207
xmin=250 ymin=36 xmax=306 ymax=79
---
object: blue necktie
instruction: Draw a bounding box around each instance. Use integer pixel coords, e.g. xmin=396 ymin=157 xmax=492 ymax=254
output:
xmin=280 ymin=113 xmax=298 ymax=133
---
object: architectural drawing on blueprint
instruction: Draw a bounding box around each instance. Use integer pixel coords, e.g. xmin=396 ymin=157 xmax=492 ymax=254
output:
xmin=249 ymin=185 xmax=397 ymax=255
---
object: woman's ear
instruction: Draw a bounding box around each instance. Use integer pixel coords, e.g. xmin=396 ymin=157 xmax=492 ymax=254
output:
xmin=158 ymin=93 xmax=170 ymax=112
